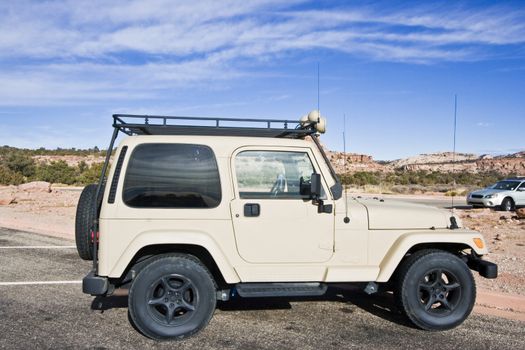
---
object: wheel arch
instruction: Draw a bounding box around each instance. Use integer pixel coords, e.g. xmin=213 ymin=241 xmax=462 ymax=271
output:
xmin=106 ymin=231 xmax=241 ymax=285
xmin=375 ymin=230 xmax=486 ymax=282
xmin=122 ymin=244 xmax=235 ymax=289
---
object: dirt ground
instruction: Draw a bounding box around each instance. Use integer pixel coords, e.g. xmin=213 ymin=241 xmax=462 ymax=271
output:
xmin=0 ymin=184 xmax=524 ymax=321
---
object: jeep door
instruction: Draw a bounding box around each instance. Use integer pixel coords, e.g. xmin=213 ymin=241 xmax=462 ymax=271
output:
xmin=230 ymin=147 xmax=334 ymax=263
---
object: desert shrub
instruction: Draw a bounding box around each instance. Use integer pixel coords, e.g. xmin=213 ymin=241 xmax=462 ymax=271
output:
xmin=77 ymin=162 xmax=105 ymax=185
xmin=339 ymin=170 xmax=507 ymax=191
xmin=3 ymin=151 xmax=36 ymax=177
xmin=0 ymin=165 xmax=24 ymax=185
xmin=35 ymin=160 xmax=77 ymax=185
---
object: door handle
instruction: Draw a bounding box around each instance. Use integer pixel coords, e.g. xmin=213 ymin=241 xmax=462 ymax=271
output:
xmin=244 ymin=203 xmax=260 ymax=217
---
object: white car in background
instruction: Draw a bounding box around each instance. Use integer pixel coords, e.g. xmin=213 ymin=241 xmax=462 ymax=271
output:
xmin=467 ymin=177 xmax=525 ymax=211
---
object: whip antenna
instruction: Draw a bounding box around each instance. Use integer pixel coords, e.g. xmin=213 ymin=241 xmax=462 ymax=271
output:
xmin=317 ymin=62 xmax=320 ymax=115
xmin=451 ymin=95 xmax=458 ymax=215
xmin=343 ymin=113 xmax=350 ymax=223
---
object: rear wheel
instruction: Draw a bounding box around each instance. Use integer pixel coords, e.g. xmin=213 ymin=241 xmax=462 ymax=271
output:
xmin=75 ymin=184 xmax=100 ymax=260
xmin=395 ymin=250 xmax=475 ymax=331
xmin=500 ymin=197 xmax=514 ymax=212
xmin=128 ymin=254 xmax=216 ymax=340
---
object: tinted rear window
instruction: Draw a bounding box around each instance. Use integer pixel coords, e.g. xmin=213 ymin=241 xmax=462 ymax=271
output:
xmin=123 ymin=144 xmax=221 ymax=208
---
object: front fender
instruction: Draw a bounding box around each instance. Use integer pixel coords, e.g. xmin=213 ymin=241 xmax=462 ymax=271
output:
xmin=375 ymin=229 xmax=488 ymax=282
xmin=108 ymin=230 xmax=241 ymax=283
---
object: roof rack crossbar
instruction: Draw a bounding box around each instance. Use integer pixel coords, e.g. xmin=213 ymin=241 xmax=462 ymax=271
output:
xmin=111 ymin=113 xmax=315 ymax=139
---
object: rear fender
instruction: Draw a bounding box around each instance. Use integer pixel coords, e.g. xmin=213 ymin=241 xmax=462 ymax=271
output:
xmin=108 ymin=230 xmax=240 ymax=283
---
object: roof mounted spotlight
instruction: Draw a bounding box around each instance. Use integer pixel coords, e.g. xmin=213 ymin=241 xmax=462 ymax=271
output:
xmin=301 ymin=110 xmax=326 ymax=134
xmin=308 ymin=109 xmax=320 ymax=123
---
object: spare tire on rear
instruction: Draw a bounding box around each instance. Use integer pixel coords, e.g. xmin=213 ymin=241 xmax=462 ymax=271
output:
xmin=75 ymin=184 xmax=101 ymax=260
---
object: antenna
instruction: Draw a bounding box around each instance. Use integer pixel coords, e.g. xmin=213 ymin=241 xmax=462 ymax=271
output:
xmin=317 ymin=62 xmax=320 ymax=116
xmin=451 ymin=94 xmax=458 ymax=212
xmin=343 ymin=113 xmax=350 ymax=223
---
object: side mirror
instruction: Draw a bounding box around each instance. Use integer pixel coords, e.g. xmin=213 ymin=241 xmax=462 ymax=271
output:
xmin=299 ymin=173 xmax=321 ymax=199
xmin=310 ymin=173 xmax=322 ymax=199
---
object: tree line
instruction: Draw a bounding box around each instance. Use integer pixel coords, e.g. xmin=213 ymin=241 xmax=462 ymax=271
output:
xmin=0 ymin=146 xmax=107 ymax=185
xmin=0 ymin=146 xmax=510 ymax=188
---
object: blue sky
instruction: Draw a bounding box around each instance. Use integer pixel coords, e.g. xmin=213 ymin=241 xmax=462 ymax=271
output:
xmin=0 ymin=0 xmax=524 ymax=160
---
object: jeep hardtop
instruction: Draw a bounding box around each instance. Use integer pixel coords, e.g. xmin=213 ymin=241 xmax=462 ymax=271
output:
xmin=77 ymin=112 xmax=497 ymax=340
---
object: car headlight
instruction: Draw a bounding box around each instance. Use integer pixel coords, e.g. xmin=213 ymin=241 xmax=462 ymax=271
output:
xmin=485 ymin=193 xmax=498 ymax=198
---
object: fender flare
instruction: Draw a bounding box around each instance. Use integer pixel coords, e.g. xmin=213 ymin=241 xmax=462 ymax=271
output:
xmin=375 ymin=229 xmax=488 ymax=282
xmin=108 ymin=230 xmax=241 ymax=283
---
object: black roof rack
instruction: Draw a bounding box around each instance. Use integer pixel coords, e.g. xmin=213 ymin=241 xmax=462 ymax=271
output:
xmin=112 ymin=114 xmax=316 ymax=139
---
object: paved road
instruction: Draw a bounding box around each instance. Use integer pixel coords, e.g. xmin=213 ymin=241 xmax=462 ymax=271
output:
xmin=1 ymin=227 xmax=524 ymax=349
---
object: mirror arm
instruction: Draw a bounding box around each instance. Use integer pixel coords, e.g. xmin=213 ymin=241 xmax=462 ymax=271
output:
xmin=313 ymin=198 xmax=333 ymax=214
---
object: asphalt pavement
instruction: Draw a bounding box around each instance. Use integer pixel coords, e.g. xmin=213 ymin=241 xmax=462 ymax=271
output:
xmin=0 ymin=227 xmax=524 ymax=349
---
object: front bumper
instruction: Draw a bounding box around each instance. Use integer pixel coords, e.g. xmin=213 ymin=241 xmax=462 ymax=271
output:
xmin=83 ymin=270 xmax=109 ymax=295
xmin=467 ymin=255 xmax=498 ymax=279
xmin=467 ymin=197 xmax=501 ymax=208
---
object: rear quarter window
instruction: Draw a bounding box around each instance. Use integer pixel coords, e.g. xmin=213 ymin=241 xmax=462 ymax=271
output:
xmin=123 ymin=143 xmax=221 ymax=208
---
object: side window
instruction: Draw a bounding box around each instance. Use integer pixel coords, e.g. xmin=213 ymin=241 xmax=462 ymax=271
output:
xmin=235 ymin=151 xmax=315 ymax=199
xmin=123 ymin=144 xmax=221 ymax=208
xmin=519 ymin=182 xmax=525 ymax=190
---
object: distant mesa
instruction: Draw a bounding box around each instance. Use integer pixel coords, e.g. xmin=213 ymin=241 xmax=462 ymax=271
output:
xmin=328 ymin=150 xmax=525 ymax=175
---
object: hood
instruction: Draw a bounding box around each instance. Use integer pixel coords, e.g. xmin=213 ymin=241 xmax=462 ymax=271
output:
xmin=356 ymin=197 xmax=454 ymax=230
xmin=470 ymin=188 xmax=506 ymax=196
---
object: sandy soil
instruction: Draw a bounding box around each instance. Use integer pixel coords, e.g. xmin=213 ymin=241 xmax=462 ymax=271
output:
xmin=0 ymin=185 xmax=78 ymax=240
xmin=460 ymin=208 xmax=525 ymax=296
xmin=0 ymin=185 xmax=524 ymax=321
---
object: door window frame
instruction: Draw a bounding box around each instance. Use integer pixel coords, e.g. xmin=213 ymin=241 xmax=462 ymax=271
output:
xmin=230 ymin=146 xmax=331 ymax=201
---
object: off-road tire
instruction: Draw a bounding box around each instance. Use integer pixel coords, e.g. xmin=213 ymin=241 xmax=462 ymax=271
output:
xmin=394 ymin=249 xmax=475 ymax=331
xmin=128 ymin=254 xmax=217 ymax=340
xmin=500 ymin=197 xmax=514 ymax=212
xmin=75 ymin=184 xmax=100 ymax=260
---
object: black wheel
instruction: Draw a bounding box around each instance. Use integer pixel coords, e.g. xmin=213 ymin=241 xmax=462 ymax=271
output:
xmin=128 ymin=254 xmax=217 ymax=340
xmin=394 ymin=250 xmax=475 ymax=331
xmin=75 ymin=184 xmax=100 ymax=260
xmin=500 ymin=197 xmax=514 ymax=212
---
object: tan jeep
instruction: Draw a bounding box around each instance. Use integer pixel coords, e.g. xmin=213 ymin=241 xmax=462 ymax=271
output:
xmin=76 ymin=112 xmax=497 ymax=340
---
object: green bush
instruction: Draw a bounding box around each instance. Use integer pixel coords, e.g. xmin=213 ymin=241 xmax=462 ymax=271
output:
xmin=34 ymin=160 xmax=77 ymax=185
xmin=77 ymin=162 xmax=105 ymax=185
xmin=339 ymin=170 xmax=506 ymax=189
xmin=4 ymin=152 xmax=36 ymax=177
xmin=0 ymin=165 xmax=24 ymax=185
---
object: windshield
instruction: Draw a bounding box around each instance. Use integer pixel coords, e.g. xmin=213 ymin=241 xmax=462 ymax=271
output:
xmin=491 ymin=181 xmax=521 ymax=191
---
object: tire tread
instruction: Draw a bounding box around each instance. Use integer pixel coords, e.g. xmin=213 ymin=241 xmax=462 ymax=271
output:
xmin=75 ymin=184 xmax=98 ymax=260
xmin=128 ymin=253 xmax=217 ymax=340
xmin=394 ymin=249 xmax=476 ymax=331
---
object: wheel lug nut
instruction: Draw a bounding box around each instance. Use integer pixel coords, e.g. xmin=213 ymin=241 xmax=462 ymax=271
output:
xmin=164 ymin=298 xmax=168 ymax=302
xmin=170 ymin=303 xmax=174 ymax=308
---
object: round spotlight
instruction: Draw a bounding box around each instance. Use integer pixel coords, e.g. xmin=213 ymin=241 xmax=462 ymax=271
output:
xmin=308 ymin=110 xmax=320 ymax=123
xmin=299 ymin=114 xmax=309 ymax=126
xmin=315 ymin=117 xmax=326 ymax=133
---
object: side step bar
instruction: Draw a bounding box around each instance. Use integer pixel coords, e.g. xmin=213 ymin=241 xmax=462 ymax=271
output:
xmin=235 ymin=282 xmax=327 ymax=298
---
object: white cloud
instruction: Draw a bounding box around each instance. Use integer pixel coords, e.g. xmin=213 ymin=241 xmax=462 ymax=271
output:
xmin=1 ymin=1 xmax=524 ymax=61
xmin=0 ymin=1 xmax=524 ymax=106
xmin=476 ymin=122 xmax=493 ymax=128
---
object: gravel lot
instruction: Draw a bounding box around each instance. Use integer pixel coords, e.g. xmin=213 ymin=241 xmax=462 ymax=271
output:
xmin=0 ymin=227 xmax=524 ymax=349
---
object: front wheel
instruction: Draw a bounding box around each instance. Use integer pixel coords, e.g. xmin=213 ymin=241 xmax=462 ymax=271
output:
xmin=500 ymin=197 xmax=514 ymax=212
xmin=395 ymin=250 xmax=475 ymax=331
xmin=128 ymin=254 xmax=217 ymax=340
